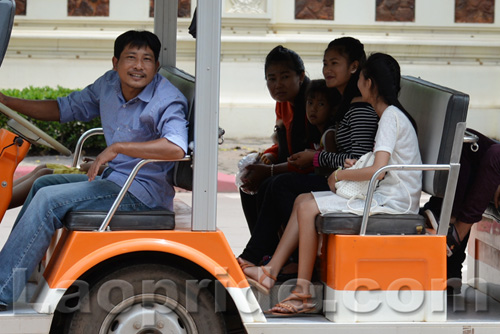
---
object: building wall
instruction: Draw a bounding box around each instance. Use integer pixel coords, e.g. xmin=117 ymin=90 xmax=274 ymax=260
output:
xmin=1 ymin=0 xmax=500 ymax=139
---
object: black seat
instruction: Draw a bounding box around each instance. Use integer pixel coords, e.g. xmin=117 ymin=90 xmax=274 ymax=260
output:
xmin=64 ymin=210 xmax=174 ymax=231
xmin=316 ymin=213 xmax=425 ymax=235
xmin=316 ymin=76 xmax=469 ymax=236
xmin=159 ymin=66 xmax=195 ymax=191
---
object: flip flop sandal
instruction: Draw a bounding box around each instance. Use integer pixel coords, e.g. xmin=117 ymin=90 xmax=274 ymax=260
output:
xmin=237 ymin=258 xmax=255 ymax=270
xmin=245 ymin=266 xmax=276 ymax=295
xmin=268 ymin=290 xmax=316 ymax=316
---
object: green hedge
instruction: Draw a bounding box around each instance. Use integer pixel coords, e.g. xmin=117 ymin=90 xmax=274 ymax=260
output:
xmin=0 ymin=86 xmax=105 ymax=155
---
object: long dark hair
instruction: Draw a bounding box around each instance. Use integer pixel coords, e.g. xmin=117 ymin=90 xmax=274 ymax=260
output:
xmin=324 ymin=37 xmax=366 ymax=123
xmin=361 ymin=52 xmax=417 ymax=132
xmin=265 ymin=45 xmax=317 ymax=153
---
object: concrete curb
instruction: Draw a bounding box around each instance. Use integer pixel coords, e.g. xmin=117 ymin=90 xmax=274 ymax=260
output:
xmin=14 ymin=166 xmax=238 ymax=193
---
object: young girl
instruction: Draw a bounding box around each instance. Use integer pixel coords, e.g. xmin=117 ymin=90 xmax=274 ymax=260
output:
xmin=304 ymin=79 xmax=338 ymax=153
xmin=238 ymin=37 xmax=378 ymax=271
xmin=288 ymin=37 xmax=379 ymax=170
xmin=243 ymin=53 xmax=422 ymax=315
xmin=239 ymin=45 xmax=320 ymax=233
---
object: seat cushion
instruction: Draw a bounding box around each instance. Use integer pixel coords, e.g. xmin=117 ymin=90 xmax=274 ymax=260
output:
xmin=64 ymin=210 xmax=175 ymax=231
xmin=316 ymin=213 xmax=426 ymax=235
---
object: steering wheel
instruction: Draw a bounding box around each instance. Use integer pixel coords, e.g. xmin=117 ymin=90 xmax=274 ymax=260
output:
xmin=0 ymin=101 xmax=72 ymax=156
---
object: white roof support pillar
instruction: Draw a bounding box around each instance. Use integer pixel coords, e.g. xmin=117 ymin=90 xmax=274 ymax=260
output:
xmin=154 ymin=0 xmax=177 ymax=67
xmin=192 ymin=0 xmax=221 ymax=231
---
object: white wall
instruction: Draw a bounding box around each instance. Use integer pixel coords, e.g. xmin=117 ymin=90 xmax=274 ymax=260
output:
xmin=1 ymin=0 xmax=500 ymax=139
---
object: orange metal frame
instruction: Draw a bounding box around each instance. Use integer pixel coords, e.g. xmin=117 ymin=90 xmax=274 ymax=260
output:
xmin=0 ymin=129 xmax=30 ymax=221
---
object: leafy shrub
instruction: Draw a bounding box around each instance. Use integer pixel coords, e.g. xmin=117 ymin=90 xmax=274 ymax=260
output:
xmin=0 ymin=86 xmax=105 ymax=155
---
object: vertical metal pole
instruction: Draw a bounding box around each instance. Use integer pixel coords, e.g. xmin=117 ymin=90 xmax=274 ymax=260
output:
xmin=154 ymin=0 xmax=177 ymax=67
xmin=437 ymin=122 xmax=466 ymax=236
xmin=192 ymin=0 xmax=221 ymax=231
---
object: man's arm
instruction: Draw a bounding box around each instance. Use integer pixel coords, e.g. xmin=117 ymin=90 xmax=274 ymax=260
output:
xmin=86 ymin=138 xmax=185 ymax=181
xmin=0 ymin=92 xmax=60 ymax=121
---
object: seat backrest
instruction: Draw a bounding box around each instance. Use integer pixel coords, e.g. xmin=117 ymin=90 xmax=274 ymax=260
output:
xmin=158 ymin=65 xmax=195 ymax=190
xmin=399 ymin=76 xmax=469 ymax=197
xmin=0 ymin=0 xmax=15 ymax=67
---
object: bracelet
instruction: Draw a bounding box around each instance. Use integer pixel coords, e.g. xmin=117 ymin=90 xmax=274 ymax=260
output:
xmin=334 ymin=167 xmax=341 ymax=182
xmin=313 ymin=151 xmax=320 ymax=167
xmin=271 ymin=164 xmax=274 ymax=177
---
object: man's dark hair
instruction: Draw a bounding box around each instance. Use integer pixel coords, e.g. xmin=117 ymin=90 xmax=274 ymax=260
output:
xmin=114 ymin=30 xmax=161 ymax=62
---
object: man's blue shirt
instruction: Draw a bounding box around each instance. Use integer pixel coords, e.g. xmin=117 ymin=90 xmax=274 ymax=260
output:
xmin=57 ymin=70 xmax=188 ymax=210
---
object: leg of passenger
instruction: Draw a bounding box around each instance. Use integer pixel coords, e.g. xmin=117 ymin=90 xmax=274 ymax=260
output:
xmin=13 ymin=174 xmax=89 ymax=228
xmin=269 ymin=194 xmax=320 ymax=314
xmin=9 ymin=167 xmax=54 ymax=209
xmin=456 ymin=143 xmax=500 ymax=227
xmin=271 ymin=173 xmax=329 ymax=263
xmin=242 ymin=195 xmax=305 ymax=291
xmin=447 ymin=135 xmax=500 ymax=289
xmin=12 ymin=164 xmax=49 ymax=187
xmin=239 ymin=173 xmax=328 ymax=264
xmin=239 ymin=176 xmax=287 ymax=264
xmin=271 ymin=173 xmax=329 ymax=229
xmin=0 ymin=179 xmax=149 ymax=306
xmin=451 ymin=138 xmax=480 ymax=215
xmin=424 ymin=129 xmax=494 ymax=225
xmin=295 ymin=194 xmax=321 ymax=291
xmin=239 ymin=177 xmax=272 ymax=233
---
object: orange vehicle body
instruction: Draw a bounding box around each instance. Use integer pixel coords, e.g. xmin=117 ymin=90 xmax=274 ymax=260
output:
xmin=0 ymin=128 xmax=30 ymax=221
xmin=43 ymin=229 xmax=249 ymax=291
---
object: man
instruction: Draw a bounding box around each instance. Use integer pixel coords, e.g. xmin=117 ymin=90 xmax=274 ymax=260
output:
xmin=0 ymin=30 xmax=188 ymax=310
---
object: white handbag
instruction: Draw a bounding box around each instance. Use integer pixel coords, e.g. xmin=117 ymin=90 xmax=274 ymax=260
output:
xmin=335 ymin=151 xmax=376 ymax=199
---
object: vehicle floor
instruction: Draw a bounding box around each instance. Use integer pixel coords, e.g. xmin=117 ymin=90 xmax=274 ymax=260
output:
xmin=252 ymin=277 xmax=500 ymax=323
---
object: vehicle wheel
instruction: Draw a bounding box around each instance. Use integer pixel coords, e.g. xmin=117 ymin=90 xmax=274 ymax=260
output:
xmin=66 ymin=263 xmax=226 ymax=334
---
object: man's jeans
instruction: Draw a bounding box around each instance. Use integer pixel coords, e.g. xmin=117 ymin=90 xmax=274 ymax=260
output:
xmin=0 ymin=173 xmax=150 ymax=305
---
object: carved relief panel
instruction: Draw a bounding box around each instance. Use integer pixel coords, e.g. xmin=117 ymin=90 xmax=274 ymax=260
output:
xmin=226 ymin=0 xmax=267 ymax=14
xmin=150 ymin=0 xmax=191 ymax=18
xmin=15 ymin=0 xmax=26 ymax=15
xmin=68 ymin=0 xmax=109 ymax=16
xmin=376 ymin=0 xmax=415 ymax=22
xmin=295 ymin=0 xmax=334 ymax=20
xmin=455 ymin=0 xmax=494 ymax=23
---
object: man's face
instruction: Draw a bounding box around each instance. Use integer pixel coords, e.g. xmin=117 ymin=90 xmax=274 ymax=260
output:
xmin=112 ymin=44 xmax=159 ymax=101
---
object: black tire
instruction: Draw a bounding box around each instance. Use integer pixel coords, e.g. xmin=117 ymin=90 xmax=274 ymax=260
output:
xmin=66 ymin=263 xmax=227 ymax=334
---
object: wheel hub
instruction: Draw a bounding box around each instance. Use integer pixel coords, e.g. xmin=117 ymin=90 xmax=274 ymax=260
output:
xmin=100 ymin=294 xmax=197 ymax=334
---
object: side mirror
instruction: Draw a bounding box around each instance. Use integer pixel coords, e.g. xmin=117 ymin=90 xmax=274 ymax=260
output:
xmin=0 ymin=0 xmax=15 ymax=67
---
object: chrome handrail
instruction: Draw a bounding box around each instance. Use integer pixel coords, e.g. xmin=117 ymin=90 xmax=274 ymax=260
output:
xmin=72 ymin=127 xmax=104 ymax=167
xmin=97 ymin=155 xmax=191 ymax=232
xmin=359 ymin=164 xmax=454 ymax=236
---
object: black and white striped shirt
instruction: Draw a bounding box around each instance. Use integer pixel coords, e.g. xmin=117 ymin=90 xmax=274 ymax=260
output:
xmin=318 ymin=102 xmax=378 ymax=168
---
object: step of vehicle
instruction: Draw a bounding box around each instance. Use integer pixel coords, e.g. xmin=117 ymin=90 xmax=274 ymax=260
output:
xmin=251 ymin=280 xmax=324 ymax=314
xmin=0 ymin=303 xmax=53 ymax=334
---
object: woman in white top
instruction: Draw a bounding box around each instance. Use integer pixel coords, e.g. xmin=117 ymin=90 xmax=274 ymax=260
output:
xmin=243 ymin=53 xmax=422 ymax=316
